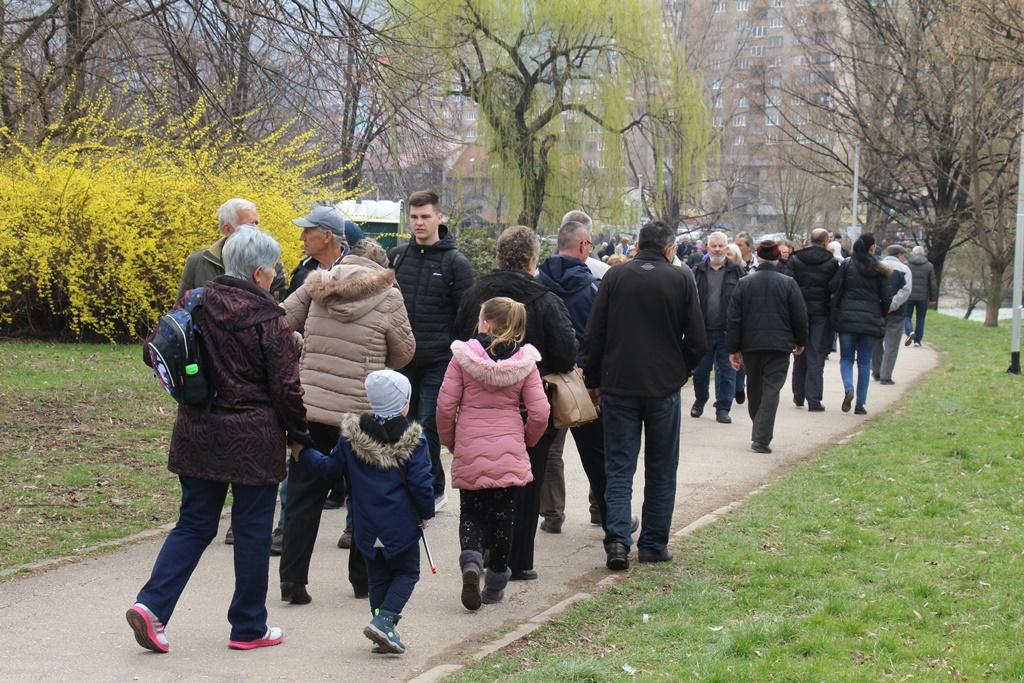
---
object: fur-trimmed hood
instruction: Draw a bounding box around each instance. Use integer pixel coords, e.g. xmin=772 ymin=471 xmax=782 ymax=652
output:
xmin=338 ymin=413 xmax=423 ymax=470
xmin=450 ymin=338 xmax=541 ymax=388
xmin=303 ymin=256 xmax=397 ymax=321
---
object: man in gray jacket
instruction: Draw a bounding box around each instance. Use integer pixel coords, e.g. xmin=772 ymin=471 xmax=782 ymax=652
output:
xmin=904 ymin=245 xmax=938 ymax=346
xmin=873 ymin=245 xmax=913 ymax=384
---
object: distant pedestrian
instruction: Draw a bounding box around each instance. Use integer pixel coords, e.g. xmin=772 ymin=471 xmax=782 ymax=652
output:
xmin=829 ymin=234 xmax=892 ymax=415
xmin=872 ymin=245 xmax=912 ymax=384
xmin=726 ymin=240 xmax=808 ymax=454
xmin=904 ymin=245 xmax=938 ymax=346
xmin=584 ymin=221 xmax=706 ymax=571
xmin=690 ymin=231 xmax=743 ymax=424
xmin=788 ymin=228 xmax=839 ymax=411
xmin=437 ymin=297 xmax=550 ymax=610
xmin=295 ymin=370 xmax=434 ymax=655
xmin=128 ymin=227 xmax=311 ymax=654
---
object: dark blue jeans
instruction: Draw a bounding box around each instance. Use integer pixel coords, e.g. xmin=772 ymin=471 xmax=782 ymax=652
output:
xmin=839 ymin=333 xmax=876 ymax=407
xmin=904 ymin=300 xmax=928 ymax=342
xmin=136 ymin=475 xmax=277 ymax=642
xmin=691 ymin=329 xmax=736 ymax=413
xmin=402 ymin=361 xmax=447 ymax=497
xmin=365 ymin=544 xmax=420 ymax=617
xmin=791 ymin=316 xmax=831 ymax=404
xmin=601 ymin=391 xmax=681 ymax=555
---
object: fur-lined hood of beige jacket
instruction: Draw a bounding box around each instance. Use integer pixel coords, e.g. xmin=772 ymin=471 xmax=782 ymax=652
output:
xmin=283 ymin=255 xmax=415 ymax=426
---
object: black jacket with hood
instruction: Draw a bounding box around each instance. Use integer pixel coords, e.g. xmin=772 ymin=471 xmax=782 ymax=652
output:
xmin=537 ymin=255 xmax=599 ymax=366
xmin=453 ymin=269 xmax=577 ymax=377
xmin=830 ymin=256 xmax=892 ymax=338
xmin=726 ymin=262 xmax=809 ymax=354
xmin=788 ymin=244 xmax=840 ymax=318
xmin=389 ymin=226 xmax=475 ymax=366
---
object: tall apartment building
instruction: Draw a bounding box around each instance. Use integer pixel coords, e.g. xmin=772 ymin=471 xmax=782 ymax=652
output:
xmin=677 ymin=0 xmax=841 ymax=233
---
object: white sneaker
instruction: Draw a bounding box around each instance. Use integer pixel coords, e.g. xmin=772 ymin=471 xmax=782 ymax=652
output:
xmin=434 ymin=493 xmax=449 ymax=512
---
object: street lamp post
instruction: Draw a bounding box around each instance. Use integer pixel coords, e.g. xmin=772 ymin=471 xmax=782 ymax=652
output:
xmin=1008 ymin=95 xmax=1024 ymax=374
xmin=850 ymin=141 xmax=861 ymax=243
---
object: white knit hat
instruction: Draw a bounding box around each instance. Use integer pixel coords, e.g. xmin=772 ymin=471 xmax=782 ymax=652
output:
xmin=364 ymin=369 xmax=411 ymax=419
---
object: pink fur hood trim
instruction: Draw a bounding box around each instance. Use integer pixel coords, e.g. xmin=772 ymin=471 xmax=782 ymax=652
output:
xmin=450 ymin=339 xmax=542 ymax=388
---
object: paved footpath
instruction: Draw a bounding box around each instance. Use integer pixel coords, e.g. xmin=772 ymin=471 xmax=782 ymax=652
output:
xmin=0 ymin=344 xmax=938 ymax=682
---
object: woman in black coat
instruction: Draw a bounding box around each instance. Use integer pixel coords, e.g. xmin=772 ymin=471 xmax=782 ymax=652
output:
xmin=129 ymin=227 xmax=312 ymax=654
xmin=829 ymin=233 xmax=891 ymax=415
xmin=453 ymin=225 xmax=576 ymax=580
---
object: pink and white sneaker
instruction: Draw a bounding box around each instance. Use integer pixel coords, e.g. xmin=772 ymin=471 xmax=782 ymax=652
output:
xmin=126 ymin=603 xmax=169 ymax=653
xmin=228 ymin=627 xmax=284 ymax=650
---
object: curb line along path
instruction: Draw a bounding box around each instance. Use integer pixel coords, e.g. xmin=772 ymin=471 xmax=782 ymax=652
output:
xmin=0 ymin=345 xmax=939 ymax=682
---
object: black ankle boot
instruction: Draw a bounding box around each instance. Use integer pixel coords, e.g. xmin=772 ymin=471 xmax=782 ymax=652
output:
xmin=280 ymin=582 xmax=311 ymax=605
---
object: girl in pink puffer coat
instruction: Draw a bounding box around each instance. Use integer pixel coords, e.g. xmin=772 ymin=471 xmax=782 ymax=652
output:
xmin=435 ymin=297 xmax=550 ymax=611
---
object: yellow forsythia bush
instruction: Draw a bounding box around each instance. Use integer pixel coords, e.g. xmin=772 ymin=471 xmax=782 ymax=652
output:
xmin=0 ymin=98 xmax=356 ymax=340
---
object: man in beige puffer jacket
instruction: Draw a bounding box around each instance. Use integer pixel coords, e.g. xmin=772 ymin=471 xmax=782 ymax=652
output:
xmin=278 ymin=248 xmax=415 ymax=604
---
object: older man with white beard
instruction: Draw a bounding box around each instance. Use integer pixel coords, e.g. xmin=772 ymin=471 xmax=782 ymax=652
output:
xmin=690 ymin=232 xmax=744 ymax=424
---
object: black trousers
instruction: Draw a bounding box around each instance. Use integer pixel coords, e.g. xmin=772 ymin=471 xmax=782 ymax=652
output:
xmin=460 ymin=487 xmax=518 ymax=572
xmin=279 ymin=421 xmax=367 ymax=592
xmin=508 ymin=426 xmax=558 ymax=574
xmin=570 ymin=416 xmax=608 ymax=531
xmin=743 ymin=351 xmax=791 ymax=446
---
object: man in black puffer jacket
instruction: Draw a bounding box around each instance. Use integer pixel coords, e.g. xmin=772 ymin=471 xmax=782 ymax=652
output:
xmin=390 ymin=191 xmax=475 ymax=509
xmin=787 ymin=228 xmax=839 ymax=411
xmin=727 ymin=241 xmax=808 ymax=454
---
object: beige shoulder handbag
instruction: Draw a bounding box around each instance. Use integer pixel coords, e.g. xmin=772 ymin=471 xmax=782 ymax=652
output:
xmin=542 ymin=366 xmax=598 ymax=429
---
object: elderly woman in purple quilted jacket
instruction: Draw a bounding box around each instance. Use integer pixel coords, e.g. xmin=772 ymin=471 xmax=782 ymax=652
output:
xmin=126 ymin=226 xmax=312 ymax=654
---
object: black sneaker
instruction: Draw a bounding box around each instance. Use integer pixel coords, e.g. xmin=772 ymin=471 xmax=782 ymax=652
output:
xmin=751 ymin=442 xmax=772 ymax=454
xmin=270 ymin=527 xmax=283 ymax=556
xmin=904 ymin=334 xmax=915 ymax=347
xmin=606 ymin=543 xmax=630 ymax=571
xmin=637 ymin=548 xmax=673 ymax=563
xmin=793 ymin=395 xmax=805 ymax=408
xmin=842 ymin=390 xmax=854 ymax=413
xmin=879 ymin=379 xmax=895 ymax=385
xmin=854 ymin=405 xmax=867 ymax=415
xmin=735 ymin=389 xmax=746 ymax=405
xmin=715 ymin=410 xmax=732 ymax=424
xmin=690 ymin=401 xmax=704 ymax=418
xmin=280 ymin=582 xmax=311 ymax=604
xmin=337 ymin=526 xmax=353 ymax=549
xmin=807 ymin=402 xmax=825 ymax=412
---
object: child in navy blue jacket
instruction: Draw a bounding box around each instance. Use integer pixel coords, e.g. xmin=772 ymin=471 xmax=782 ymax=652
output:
xmin=294 ymin=370 xmax=434 ymax=654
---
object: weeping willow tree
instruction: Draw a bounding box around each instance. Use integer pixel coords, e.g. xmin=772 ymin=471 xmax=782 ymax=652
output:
xmin=397 ymin=0 xmax=711 ymax=230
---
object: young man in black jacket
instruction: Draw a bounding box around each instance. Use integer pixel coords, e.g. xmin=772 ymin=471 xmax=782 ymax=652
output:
xmin=584 ymin=221 xmax=706 ymax=571
xmin=390 ymin=191 xmax=475 ymax=510
xmin=727 ymin=241 xmax=809 ymax=454
xmin=788 ymin=228 xmax=839 ymax=411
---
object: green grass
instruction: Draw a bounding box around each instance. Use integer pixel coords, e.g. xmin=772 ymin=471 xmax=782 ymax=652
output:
xmin=452 ymin=314 xmax=1024 ymax=682
xmin=0 ymin=341 xmax=178 ymax=575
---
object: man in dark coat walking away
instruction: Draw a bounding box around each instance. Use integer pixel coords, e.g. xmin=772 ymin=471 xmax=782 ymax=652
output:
xmin=727 ymin=240 xmax=808 ymax=454
xmin=390 ymin=191 xmax=475 ymax=511
xmin=584 ymin=221 xmax=706 ymax=571
xmin=690 ymin=231 xmax=743 ymax=424
xmin=788 ymin=228 xmax=839 ymax=411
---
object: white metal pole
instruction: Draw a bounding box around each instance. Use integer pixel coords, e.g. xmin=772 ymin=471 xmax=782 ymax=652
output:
xmin=850 ymin=141 xmax=861 ymax=243
xmin=1008 ymin=95 xmax=1024 ymax=374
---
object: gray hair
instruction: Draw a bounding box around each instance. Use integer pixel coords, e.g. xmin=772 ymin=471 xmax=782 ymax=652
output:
xmin=734 ymin=231 xmax=753 ymax=249
xmin=707 ymin=231 xmax=728 ymax=245
xmin=557 ymin=220 xmax=589 ymax=251
xmin=886 ymin=244 xmax=907 ymax=257
xmin=223 ymin=226 xmax=280 ymax=279
xmin=348 ymin=237 xmax=388 ymax=266
xmin=218 ymin=198 xmax=257 ymax=230
xmin=560 ymin=209 xmax=593 ymax=231
xmin=912 ymin=245 xmax=925 ymax=256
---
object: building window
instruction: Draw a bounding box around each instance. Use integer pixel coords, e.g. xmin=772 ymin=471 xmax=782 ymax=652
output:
xmin=713 ymin=2 xmax=726 ymax=12
xmin=733 ymin=135 xmax=745 ymax=146
xmin=713 ymin=116 xmax=723 ymax=127
xmin=767 ymin=94 xmax=780 ymax=107
xmin=733 ymin=114 xmax=747 ymax=127
xmin=768 ymin=74 xmax=783 ymax=87
xmin=713 ymin=96 xmax=723 ymax=108
xmin=737 ymin=0 xmax=750 ymax=10
xmin=767 ymin=55 xmax=782 ymax=67
xmin=752 ymin=26 xmax=768 ymax=37
xmin=768 ymin=36 xmax=783 ymax=48
xmin=713 ymin=39 xmax=727 ymax=51
xmin=734 ymin=80 xmax=745 ymax=89
xmin=738 ymin=96 xmax=749 ymax=108
xmin=772 ymin=0 xmax=785 ymax=6
xmin=767 ymin=113 xmax=779 ymax=126
xmin=766 ymin=132 xmax=780 ymax=145
xmin=711 ymin=60 xmax=723 ymax=71
xmin=769 ymin=16 xmax=784 ymax=28
xmin=751 ymin=45 xmax=766 ymax=56
xmin=712 ymin=79 xmax=723 ymax=90
xmin=736 ymin=19 xmax=752 ymax=30
xmin=793 ymin=55 xmax=809 ymax=66
xmin=796 ymin=15 xmax=807 ymax=26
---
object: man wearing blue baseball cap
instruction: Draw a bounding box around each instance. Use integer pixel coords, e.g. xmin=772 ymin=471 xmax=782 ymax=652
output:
xmin=287 ymin=205 xmax=365 ymax=296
